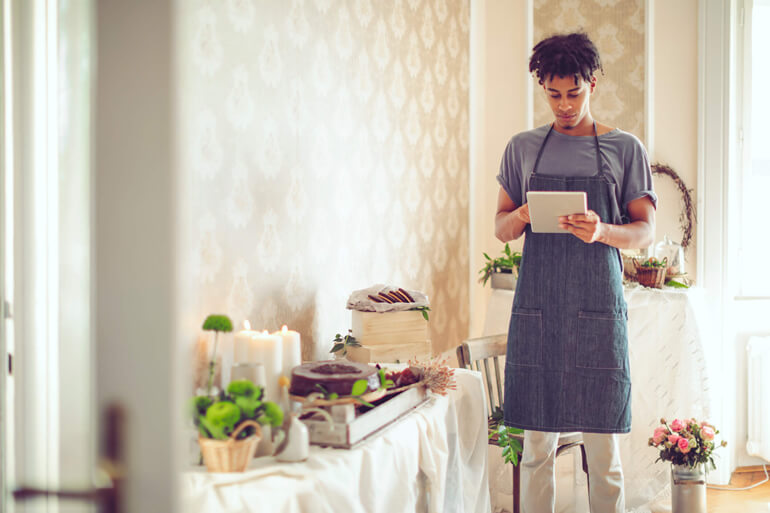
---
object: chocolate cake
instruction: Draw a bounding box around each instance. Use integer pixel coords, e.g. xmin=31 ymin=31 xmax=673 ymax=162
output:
xmin=289 ymin=360 xmax=380 ymax=397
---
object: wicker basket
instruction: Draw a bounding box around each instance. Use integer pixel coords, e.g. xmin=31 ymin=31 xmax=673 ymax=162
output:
xmin=633 ymin=260 xmax=667 ymax=288
xmin=199 ymin=420 xmax=262 ymax=472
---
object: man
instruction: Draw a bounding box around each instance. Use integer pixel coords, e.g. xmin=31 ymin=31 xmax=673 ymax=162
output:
xmin=495 ymin=32 xmax=657 ymax=513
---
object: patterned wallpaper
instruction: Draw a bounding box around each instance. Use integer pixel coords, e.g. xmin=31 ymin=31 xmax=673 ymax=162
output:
xmin=176 ymin=0 xmax=470 ymax=362
xmin=533 ymin=0 xmax=646 ymax=142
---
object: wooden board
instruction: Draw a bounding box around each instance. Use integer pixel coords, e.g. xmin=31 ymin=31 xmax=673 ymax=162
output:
xmin=346 ymin=340 xmax=432 ymax=364
xmin=351 ymin=310 xmax=429 ymax=346
xmin=299 ymin=385 xmax=429 ymax=448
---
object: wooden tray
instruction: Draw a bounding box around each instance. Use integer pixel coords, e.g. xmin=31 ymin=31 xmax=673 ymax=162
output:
xmin=298 ymin=385 xmax=429 ymax=448
xmin=290 ymin=388 xmax=387 ymax=407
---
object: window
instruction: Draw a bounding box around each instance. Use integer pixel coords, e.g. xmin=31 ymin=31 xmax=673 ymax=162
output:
xmin=738 ymin=0 xmax=770 ymax=296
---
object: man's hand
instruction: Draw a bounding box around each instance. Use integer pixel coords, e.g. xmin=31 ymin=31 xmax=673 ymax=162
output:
xmin=559 ymin=210 xmax=604 ymax=243
xmin=514 ymin=203 xmax=531 ymax=224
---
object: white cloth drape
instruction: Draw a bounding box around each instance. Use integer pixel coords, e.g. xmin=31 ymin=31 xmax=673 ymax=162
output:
xmin=180 ymin=369 xmax=492 ymax=513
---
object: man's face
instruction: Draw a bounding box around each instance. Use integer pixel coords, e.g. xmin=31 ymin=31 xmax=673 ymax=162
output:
xmin=543 ymin=74 xmax=595 ymax=132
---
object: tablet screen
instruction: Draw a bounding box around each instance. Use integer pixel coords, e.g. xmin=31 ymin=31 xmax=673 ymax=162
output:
xmin=526 ymin=191 xmax=587 ymax=233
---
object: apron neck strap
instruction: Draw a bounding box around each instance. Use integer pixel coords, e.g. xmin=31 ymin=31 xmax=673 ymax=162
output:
xmin=531 ymin=121 xmax=603 ymax=177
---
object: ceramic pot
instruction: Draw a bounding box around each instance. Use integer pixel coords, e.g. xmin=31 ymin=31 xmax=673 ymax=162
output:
xmin=671 ymin=463 xmax=707 ymax=513
xmin=275 ymin=414 xmax=309 ymax=462
xmin=490 ymin=270 xmax=517 ymax=290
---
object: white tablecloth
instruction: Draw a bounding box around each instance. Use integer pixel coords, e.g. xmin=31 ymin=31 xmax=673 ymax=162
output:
xmin=181 ymin=369 xmax=492 ymax=513
xmin=483 ymin=284 xmax=714 ymax=513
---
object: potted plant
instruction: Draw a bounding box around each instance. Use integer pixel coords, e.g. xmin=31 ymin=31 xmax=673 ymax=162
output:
xmin=190 ymin=379 xmax=284 ymax=472
xmin=329 ymin=329 xmax=362 ymax=358
xmin=633 ymin=257 xmax=668 ymax=289
xmin=648 ymin=417 xmax=726 ymax=513
xmin=479 ymin=243 xmax=522 ymax=290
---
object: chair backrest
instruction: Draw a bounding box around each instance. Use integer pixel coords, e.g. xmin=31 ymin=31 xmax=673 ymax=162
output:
xmin=456 ymin=334 xmax=507 ymax=416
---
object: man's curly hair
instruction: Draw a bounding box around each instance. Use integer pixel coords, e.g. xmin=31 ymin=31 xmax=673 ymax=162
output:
xmin=529 ymin=32 xmax=603 ymax=86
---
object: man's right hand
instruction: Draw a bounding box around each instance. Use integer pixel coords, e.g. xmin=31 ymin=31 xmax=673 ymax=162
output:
xmin=514 ymin=203 xmax=530 ymax=224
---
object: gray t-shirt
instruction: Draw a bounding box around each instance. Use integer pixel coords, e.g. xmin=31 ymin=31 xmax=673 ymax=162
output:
xmin=497 ymin=125 xmax=657 ymax=223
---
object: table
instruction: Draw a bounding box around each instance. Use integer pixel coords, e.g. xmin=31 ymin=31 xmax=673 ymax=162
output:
xmin=483 ymin=284 xmax=715 ymax=513
xmin=181 ymin=369 xmax=492 ymax=513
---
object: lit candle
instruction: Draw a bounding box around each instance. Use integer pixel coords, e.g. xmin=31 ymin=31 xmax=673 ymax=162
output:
xmin=251 ymin=330 xmax=282 ymax=402
xmin=233 ymin=320 xmax=257 ymax=364
xmin=272 ymin=325 xmax=302 ymax=380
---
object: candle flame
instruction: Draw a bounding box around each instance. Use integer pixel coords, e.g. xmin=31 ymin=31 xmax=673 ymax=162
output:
xmin=243 ymin=320 xmax=251 ymax=330
xmin=281 ymin=325 xmax=288 ymax=333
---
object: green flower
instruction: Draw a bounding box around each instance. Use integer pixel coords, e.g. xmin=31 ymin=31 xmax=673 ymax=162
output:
xmin=202 ymin=401 xmax=241 ymax=439
xmin=189 ymin=396 xmax=213 ymax=416
xmin=235 ymin=395 xmax=262 ymax=418
xmin=202 ymin=314 xmax=233 ymax=333
xmin=227 ymin=380 xmax=260 ymax=399
xmin=258 ymin=401 xmax=284 ymax=428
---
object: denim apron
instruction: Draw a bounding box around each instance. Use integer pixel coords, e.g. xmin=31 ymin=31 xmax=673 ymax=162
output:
xmin=503 ymin=122 xmax=631 ymax=434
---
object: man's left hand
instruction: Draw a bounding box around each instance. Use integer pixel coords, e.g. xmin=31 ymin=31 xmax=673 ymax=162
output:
xmin=559 ymin=210 xmax=604 ymax=243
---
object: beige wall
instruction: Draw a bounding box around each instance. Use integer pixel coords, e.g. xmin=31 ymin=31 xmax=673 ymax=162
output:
xmin=533 ymin=0 xmax=647 ymax=141
xmin=651 ymin=0 xmax=698 ymax=274
xmin=470 ymin=0 xmax=699 ymax=336
xmin=175 ymin=0 xmax=471 ymax=361
xmin=469 ymin=0 xmax=530 ymax=336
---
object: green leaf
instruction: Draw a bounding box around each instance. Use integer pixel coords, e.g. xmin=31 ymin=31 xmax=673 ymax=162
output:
xmin=378 ymin=369 xmax=387 ymax=387
xmin=353 ymin=397 xmax=375 ymax=408
xmin=665 ymin=279 xmax=689 ymax=288
xmin=330 ymin=343 xmax=345 ymax=353
xmin=422 ymin=309 xmax=429 ymax=321
xmin=351 ymin=379 xmax=368 ymax=396
xmin=328 ymin=392 xmax=338 ymax=400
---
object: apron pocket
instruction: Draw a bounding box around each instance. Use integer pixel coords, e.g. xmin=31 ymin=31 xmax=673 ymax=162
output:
xmin=508 ymin=307 xmax=543 ymax=367
xmin=575 ymin=310 xmax=627 ymax=370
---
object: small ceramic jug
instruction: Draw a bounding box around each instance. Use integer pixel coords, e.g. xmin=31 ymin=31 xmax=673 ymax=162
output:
xmin=275 ymin=413 xmax=309 ymax=462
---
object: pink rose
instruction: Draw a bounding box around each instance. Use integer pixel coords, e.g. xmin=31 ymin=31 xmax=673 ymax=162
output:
xmin=702 ymin=426 xmax=715 ymax=440
xmin=678 ymin=437 xmax=691 ymax=453
xmin=668 ymin=434 xmax=680 ymax=445
xmin=653 ymin=427 xmax=667 ymax=444
xmin=671 ymin=419 xmax=685 ymax=432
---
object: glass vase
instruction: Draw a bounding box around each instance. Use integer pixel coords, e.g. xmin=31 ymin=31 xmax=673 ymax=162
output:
xmin=671 ymin=463 xmax=707 ymax=513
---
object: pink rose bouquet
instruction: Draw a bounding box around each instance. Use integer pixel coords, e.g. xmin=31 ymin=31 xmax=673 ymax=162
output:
xmin=648 ymin=417 xmax=727 ymax=469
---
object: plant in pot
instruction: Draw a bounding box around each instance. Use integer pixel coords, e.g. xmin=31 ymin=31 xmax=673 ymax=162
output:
xmin=329 ymin=329 xmax=362 ymax=358
xmin=648 ymin=417 xmax=726 ymax=513
xmin=479 ymin=243 xmax=522 ymax=290
xmin=190 ymin=379 xmax=284 ymax=472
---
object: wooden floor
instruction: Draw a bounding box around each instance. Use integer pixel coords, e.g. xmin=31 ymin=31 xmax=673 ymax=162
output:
xmin=707 ymin=466 xmax=770 ymax=513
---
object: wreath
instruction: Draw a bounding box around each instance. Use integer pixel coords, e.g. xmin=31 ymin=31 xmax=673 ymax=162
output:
xmin=651 ymin=163 xmax=696 ymax=249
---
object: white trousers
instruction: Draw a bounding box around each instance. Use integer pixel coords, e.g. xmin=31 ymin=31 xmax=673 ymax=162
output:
xmin=520 ymin=430 xmax=625 ymax=513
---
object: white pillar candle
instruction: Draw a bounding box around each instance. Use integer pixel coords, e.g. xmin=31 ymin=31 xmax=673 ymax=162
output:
xmin=272 ymin=325 xmax=302 ymax=380
xmin=251 ymin=330 xmax=282 ymax=402
xmin=233 ymin=320 xmax=257 ymax=364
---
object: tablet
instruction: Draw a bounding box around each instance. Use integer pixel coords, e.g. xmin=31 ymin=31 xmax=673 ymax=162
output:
xmin=526 ymin=191 xmax=587 ymax=233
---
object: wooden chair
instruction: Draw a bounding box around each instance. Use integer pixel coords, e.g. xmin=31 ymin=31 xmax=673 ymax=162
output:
xmin=456 ymin=334 xmax=589 ymax=513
